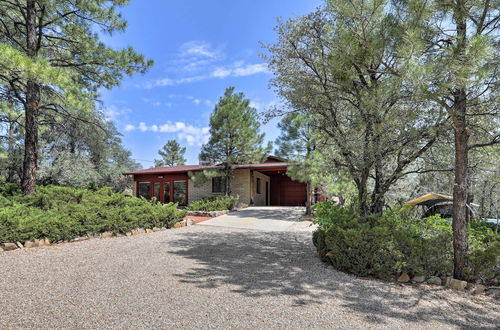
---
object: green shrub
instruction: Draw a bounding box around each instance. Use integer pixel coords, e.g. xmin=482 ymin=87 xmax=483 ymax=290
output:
xmin=312 ymin=202 xmax=499 ymax=285
xmin=0 ymin=184 xmax=187 ymax=244
xmin=187 ymin=195 xmax=238 ymax=211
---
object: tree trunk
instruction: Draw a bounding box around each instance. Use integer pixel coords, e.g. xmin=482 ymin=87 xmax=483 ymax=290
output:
xmin=356 ymin=171 xmax=369 ymax=216
xmin=21 ymin=0 xmax=40 ymax=195
xmin=452 ymin=113 xmax=469 ymax=280
xmin=224 ymin=166 xmax=232 ymax=196
xmin=305 ymin=181 xmax=312 ymax=215
xmin=7 ymin=117 xmax=16 ymax=183
xmin=370 ymin=159 xmax=385 ymax=214
xmin=451 ymin=0 xmax=469 ymax=281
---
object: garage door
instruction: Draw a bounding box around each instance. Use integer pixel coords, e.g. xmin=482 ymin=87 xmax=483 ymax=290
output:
xmin=270 ymin=175 xmax=307 ymax=206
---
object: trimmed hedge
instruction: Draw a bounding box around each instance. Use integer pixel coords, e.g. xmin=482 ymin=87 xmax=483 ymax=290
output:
xmin=312 ymin=202 xmax=500 ymax=285
xmin=0 ymin=185 xmax=187 ymax=244
xmin=186 ymin=195 xmax=238 ymax=212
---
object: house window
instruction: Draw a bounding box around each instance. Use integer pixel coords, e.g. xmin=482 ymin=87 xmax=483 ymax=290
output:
xmin=256 ymin=178 xmax=261 ymax=194
xmin=137 ymin=182 xmax=150 ymax=199
xmin=212 ymin=176 xmax=226 ymax=193
xmin=153 ymin=182 xmax=160 ymax=201
xmin=163 ymin=182 xmax=170 ymax=203
xmin=173 ymin=180 xmax=187 ymax=206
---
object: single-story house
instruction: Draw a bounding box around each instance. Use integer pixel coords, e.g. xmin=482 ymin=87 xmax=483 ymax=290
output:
xmin=124 ymin=156 xmax=308 ymax=206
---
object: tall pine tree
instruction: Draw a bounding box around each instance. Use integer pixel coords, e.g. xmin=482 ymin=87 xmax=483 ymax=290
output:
xmin=155 ymin=140 xmax=186 ymax=167
xmin=200 ymin=87 xmax=271 ymax=195
xmin=0 ymin=0 xmax=152 ymax=195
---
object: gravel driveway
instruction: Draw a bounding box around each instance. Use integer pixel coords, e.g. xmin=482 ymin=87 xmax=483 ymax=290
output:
xmin=0 ymin=221 xmax=498 ymax=329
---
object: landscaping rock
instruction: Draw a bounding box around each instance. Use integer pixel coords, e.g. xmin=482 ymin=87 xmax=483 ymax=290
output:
xmin=445 ymin=276 xmax=453 ymax=286
xmin=397 ymin=273 xmax=410 ymax=283
xmin=470 ymin=284 xmax=486 ymax=295
xmin=185 ymin=219 xmax=195 ymax=226
xmin=24 ymin=241 xmax=38 ymax=248
xmin=125 ymin=232 xmax=133 ymax=237
xmin=325 ymin=251 xmax=334 ymax=257
xmin=100 ymin=232 xmax=113 ymax=239
xmin=0 ymin=246 xmax=3 ymax=253
xmin=44 ymin=238 xmax=51 ymax=246
xmin=447 ymin=279 xmax=467 ymax=291
xmin=2 ymin=243 xmax=18 ymax=251
xmin=145 ymin=228 xmax=153 ymax=233
xmin=160 ymin=227 xmax=167 ymax=231
xmin=186 ymin=210 xmax=229 ymax=218
xmin=174 ymin=222 xmax=185 ymax=228
xmin=412 ymin=275 xmax=425 ymax=283
xmin=16 ymin=242 xmax=24 ymax=249
xmin=71 ymin=236 xmax=89 ymax=242
xmin=485 ymin=288 xmax=500 ymax=299
xmin=152 ymin=227 xmax=161 ymax=232
xmin=132 ymin=228 xmax=145 ymax=235
xmin=426 ymin=276 xmax=442 ymax=285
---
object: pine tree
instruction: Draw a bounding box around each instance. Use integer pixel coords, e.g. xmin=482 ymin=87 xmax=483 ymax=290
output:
xmin=200 ymin=87 xmax=271 ymax=195
xmin=155 ymin=140 xmax=186 ymax=167
xmin=0 ymin=0 xmax=152 ymax=195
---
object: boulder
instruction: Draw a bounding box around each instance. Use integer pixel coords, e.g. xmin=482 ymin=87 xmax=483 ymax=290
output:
xmin=132 ymin=228 xmax=145 ymax=235
xmin=100 ymin=232 xmax=113 ymax=239
xmin=412 ymin=275 xmax=425 ymax=283
xmin=426 ymin=276 xmax=442 ymax=285
xmin=152 ymin=227 xmax=161 ymax=232
xmin=125 ymin=232 xmax=133 ymax=237
xmin=0 ymin=246 xmax=3 ymax=253
xmin=44 ymin=238 xmax=51 ymax=246
xmin=447 ymin=279 xmax=467 ymax=291
xmin=24 ymin=240 xmax=38 ymax=248
xmin=2 ymin=243 xmax=18 ymax=251
xmin=470 ymin=284 xmax=486 ymax=295
xmin=174 ymin=222 xmax=185 ymax=228
xmin=397 ymin=273 xmax=410 ymax=283
xmin=16 ymin=242 xmax=24 ymax=249
xmin=145 ymin=228 xmax=153 ymax=233
xmin=485 ymin=288 xmax=500 ymax=299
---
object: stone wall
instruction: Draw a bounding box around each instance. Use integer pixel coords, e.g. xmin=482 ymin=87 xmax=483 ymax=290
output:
xmin=187 ymin=169 xmax=251 ymax=204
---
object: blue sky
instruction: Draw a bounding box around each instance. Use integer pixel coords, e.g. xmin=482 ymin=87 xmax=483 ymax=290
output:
xmin=101 ymin=0 xmax=322 ymax=168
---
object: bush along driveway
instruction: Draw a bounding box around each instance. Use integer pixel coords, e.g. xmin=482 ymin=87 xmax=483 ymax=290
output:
xmin=0 ymin=185 xmax=186 ymax=249
xmin=0 ymin=217 xmax=498 ymax=329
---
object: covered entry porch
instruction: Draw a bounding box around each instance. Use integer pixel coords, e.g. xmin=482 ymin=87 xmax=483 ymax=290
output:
xmin=248 ymin=165 xmax=307 ymax=207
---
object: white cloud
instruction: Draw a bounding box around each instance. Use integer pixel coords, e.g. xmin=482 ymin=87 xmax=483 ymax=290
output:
xmin=233 ymin=63 xmax=269 ymax=76
xmin=136 ymin=39 xmax=269 ymax=89
xmin=138 ymin=61 xmax=269 ymax=89
xmin=180 ymin=40 xmax=220 ymax=59
xmin=211 ymin=67 xmax=231 ymax=78
xmin=104 ymin=105 xmax=132 ymax=122
xmin=124 ymin=121 xmax=210 ymax=146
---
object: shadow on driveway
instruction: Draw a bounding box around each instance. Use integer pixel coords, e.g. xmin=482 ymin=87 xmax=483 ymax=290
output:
xmin=165 ymin=229 xmax=499 ymax=328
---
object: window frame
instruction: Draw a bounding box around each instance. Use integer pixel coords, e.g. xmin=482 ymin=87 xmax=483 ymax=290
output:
xmin=212 ymin=176 xmax=226 ymax=194
xmin=137 ymin=181 xmax=151 ymax=199
xmin=173 ymin=180 xmax=188 ymax=206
